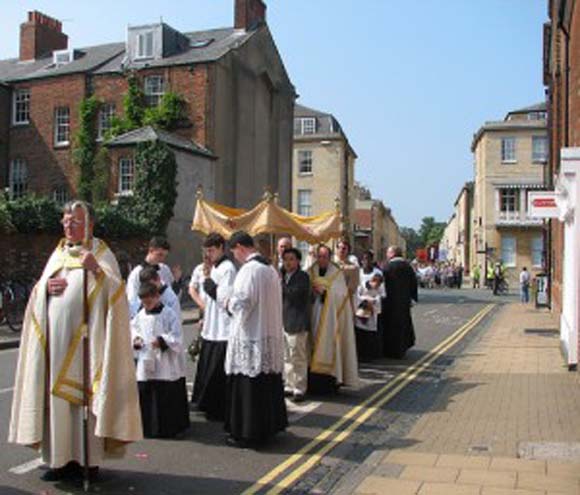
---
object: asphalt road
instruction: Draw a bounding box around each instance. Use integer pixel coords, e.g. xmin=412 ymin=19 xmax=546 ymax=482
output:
xmin=0 ymin=288 xmax=510 ymax=495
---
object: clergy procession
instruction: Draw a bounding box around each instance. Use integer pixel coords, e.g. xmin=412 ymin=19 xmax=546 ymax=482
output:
xmin=8 ymin=200 xmax=418 ymax=487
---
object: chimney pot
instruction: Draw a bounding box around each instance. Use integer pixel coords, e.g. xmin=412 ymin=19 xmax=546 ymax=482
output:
xmin=19 ymin=10 xmax=68 ymax=61
xmin=234 ymin=0 xmax=267 ymax=31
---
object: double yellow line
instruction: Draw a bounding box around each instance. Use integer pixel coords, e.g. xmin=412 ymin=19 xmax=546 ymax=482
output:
xmin=242 ymin=303 xmax=496 ymax=495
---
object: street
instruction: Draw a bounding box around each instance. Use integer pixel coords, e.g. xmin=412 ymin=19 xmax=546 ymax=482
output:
xmin=0 ymin=288 xmax=505 ymax=495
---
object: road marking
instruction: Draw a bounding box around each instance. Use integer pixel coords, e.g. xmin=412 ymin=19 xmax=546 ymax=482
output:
xmin=9 ymin=457 xmax=43 ymax=475
xmin=0 ymin=386 xmax=14 ymax=395
xmin=242 ymin=304 xmax=496 ymax=495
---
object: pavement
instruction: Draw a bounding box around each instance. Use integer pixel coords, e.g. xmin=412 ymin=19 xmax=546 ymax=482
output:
xmin=344 ymin=302 xmax=580 ymax=495
xmin=0 ymin=305 xmax=200 ymax=350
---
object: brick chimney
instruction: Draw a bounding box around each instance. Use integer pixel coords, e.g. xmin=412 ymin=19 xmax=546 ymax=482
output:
xmin=234 ymin=0 xmax=267 ymax=31
xmin=20 ymin=11 xmax=68 ymax=61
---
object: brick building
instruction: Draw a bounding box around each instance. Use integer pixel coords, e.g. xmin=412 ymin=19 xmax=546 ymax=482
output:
xmin=0 ymin=1 xmax=295 ymax=272
xmin=544 ymin=0 xmax=580 ymax=368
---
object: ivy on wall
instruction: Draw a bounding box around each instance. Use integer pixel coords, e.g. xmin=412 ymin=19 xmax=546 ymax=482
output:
xmin=73 ymin=96 xmax=100 ymax=203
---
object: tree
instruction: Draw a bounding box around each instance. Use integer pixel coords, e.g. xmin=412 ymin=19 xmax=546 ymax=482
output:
xmin=400 ymin=227 xmax=421 ymax=259
xmin=418 ymin=216 xmax=445 ymax=246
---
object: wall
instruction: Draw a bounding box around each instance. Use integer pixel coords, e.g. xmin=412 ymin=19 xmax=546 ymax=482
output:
xmin=212 ymin=26 xmax=294 ymax=210
xmin=0 ymin=85 xmax=9 ymax=189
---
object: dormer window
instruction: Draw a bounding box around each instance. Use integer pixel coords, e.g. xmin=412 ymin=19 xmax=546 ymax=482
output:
xmin=301 ymin=118 xmax=316 ymax=135
xmin=53 ymin=49 xmax=73 ymax=66
xmin=136 ymin=31 xmax=154 ymax=59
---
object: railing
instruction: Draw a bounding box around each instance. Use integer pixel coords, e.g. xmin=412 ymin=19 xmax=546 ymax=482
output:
xmin=496 ymin=211 xmax=543 ymax=226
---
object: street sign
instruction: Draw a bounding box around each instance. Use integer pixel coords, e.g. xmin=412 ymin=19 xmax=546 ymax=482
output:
xmin=528 ymin=191 xmax=558 ymax=218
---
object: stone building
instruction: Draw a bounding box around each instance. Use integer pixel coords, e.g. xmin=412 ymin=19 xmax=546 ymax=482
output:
xmin=470 ymin=104 xmax=548 ymax=285
xmin=441 ymin=182 xmax=473 ymax=270
xmin=352 ymin=183 xmax=406 ymax=262
xmin=0 ymin=1 xmax=295 ymax=272
xmin=292 ymin=103 xmax=357 ymax=240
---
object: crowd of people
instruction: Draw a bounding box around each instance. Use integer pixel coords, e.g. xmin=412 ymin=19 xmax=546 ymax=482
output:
xmin=9 ymin=200 xmax=420 ymax=484
xmin=415 ymin=262 xmax=464 ymax=289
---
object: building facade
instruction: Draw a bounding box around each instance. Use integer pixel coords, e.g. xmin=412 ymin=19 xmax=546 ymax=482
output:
xmin=292 ymin=103 xmax=357 ymax=238
xmin=0 ymin=1 xmax=295 ymax=272
xmin=442 ymin=182 xmax=473 ymax=270
xmin=470 ymin=104 xmax=548 ymax=285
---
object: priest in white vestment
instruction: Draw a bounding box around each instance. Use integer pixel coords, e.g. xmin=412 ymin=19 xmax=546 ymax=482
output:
xmin=308 ymin=245 xmax=359 ymax=394
xmin=224 ymin=231 xmax=287 ymax=447
xmin=9 ymin=201 xmax=142 ymax=482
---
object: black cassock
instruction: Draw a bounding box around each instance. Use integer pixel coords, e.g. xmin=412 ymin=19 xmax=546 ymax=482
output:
xmin=380 ymin=258 xmax=418 ymax=358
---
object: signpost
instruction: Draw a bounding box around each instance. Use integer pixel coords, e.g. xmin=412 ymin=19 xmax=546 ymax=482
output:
xmin=528 ymin=191 xmax=559 ymax=219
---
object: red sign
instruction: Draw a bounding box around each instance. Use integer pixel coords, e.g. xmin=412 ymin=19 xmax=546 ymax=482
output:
xmin=532 ymin=198 xmax=557 ymax=208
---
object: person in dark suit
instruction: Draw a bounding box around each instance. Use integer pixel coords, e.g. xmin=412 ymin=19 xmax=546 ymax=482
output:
xmin=381 ymin=245 xmax=418 ymax=358
xmin=281 ymin=248 xmax=311 ymax=402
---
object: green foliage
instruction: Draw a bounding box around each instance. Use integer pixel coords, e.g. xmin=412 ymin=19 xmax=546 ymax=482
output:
xmin=400 ymin=227 xmax=421 ymax=259
xmin=4 ymin=196 xmax=62 ymax=234
xmin=93 ymin=199 xmax=146 ymax=239
xmin=131 ymin=141 xmax=178 ymax=234
xmin=143 ymin=93 xmax=187 ymax=130
xmin=73 ymin=96 xmax=100 ymax=202
xmin=93 ymin=147 xmax=111 ymax=203
xmin=0 ymin=196 xmax=15 ymax=233
xmin=418 ymin=216 xmax=446 ymax=246
xmin=124 ymin=75 xmax=146 ymax=128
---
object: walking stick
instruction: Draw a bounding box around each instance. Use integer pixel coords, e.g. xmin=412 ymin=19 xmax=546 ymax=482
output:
xmin=73 ymin=201 xmax=91 ymax=493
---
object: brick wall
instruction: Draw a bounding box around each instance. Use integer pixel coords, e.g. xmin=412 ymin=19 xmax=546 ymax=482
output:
xmin=9 ymin=74 xmax=86 ymax=197
xmin=0 ymin=233 xmax=148 ymax=282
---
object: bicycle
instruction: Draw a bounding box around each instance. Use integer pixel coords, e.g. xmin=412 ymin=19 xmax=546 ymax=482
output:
xmin=0 ymin=273 xmax=33 ymax=332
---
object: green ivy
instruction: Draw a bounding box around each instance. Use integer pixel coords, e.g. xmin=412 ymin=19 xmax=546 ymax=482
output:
xmin=143 ymin=93 xmax=187 ymax=130
xmin=3 ymin=196 xmax=62 ymax=234
xmin=131 ymin=141 xmax=178 ymax=234
xmin=73 ymin=96 xmax=100 ymax=202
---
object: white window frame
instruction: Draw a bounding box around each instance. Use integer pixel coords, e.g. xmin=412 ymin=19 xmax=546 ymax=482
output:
xmin=297 ymin=189 xmax=312 ymax=216
xmin=12 ymin=89 xmax=30 ymax=125
xmin=531 ymin=235 xmax=543 ymax=268
xmin=97 ymin=103 xmax=116 ymax=140
xmin=136 ymin=31 xmax=154 ymax=59
xmin=53 ymin=185 xmax=69 ymax=205
xmin=501 ymin=137 xmax=517 ymax=163
xmin=144 ymin=75 xmax=165 ymax=107
xmin=298 ymin=150 xmax=313 ymax=175
xmin=54 ymin=106 xmax=70 ymax=146
xmin=532 ymin=136 xmax=547 ymax=163
xmin=501 ymin=236 xmax=517 ymax=268
xmin=118 ymin=157 xmax=135 ymax=195
xmin=301 ymin=118 xmax=316 ymax=135
xmin=8 ymin=159 xmax=28 ymax=199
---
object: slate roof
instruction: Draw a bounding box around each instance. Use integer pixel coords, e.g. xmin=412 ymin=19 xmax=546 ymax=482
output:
xmin=0 ymin=27 xmax=255 ymax=83
xmin=106 ymin=126 xmax=216 ymax=158
xmin=508 ymin=102 xmax=547 ymax=115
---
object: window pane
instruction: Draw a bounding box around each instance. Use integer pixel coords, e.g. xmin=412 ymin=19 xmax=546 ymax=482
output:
xmin=531 ymin=235 xmax=543 ymax=267
xmin=302 ymin=118 xmax=316 ymax=135
xmin=9 ymin=159 xmax=28 ymax=199
xmin=501 ymin=137 xmax=516 ymax=162
xmin=54 ymin=107 xmax=70 ymax=145
xmin=297 ymin=189 xmax=312 ymax=216
xmin=532 ymin=136 xmax=547 ymax=163
xmin=98 ymin=103 xmax=116 ymax=139
xmin=13 ymin=89 xmax=30 ymax=124
xmin=298 ymin=150 xmax=313 ymax=174
xmin=144 ymin=76 xmax=165 ymax=107
xmin=118 ymin=158 xmax=135 ymax=193
xmin=501 ymin=236 xmax=516 ymax=267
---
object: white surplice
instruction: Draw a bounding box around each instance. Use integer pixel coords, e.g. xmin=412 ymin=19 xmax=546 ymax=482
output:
xmin=202 ymin=258 xmax=236 ymax=342
xmin=131 ymin=305 xmax=185 ymax=382
xmin=126 ymin=263 xmax=174 ymax=311
xmin=225 ymin=254 xmax=284 ymax=377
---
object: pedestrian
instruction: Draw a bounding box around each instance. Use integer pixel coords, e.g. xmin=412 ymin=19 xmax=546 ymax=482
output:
xmin=224 ymin=231 xmax=288 ymax=448
xmin=9 ymin=200 xmax=142 ymax=482
xmin=132 ymin=282 xmax=189 ymax=438
xmin=192 ymin=233 xmax=236 ymax=421
xmin=355 ymin=251 xmax=385 ymax=360
xmin=129 ymin=265 xmax=181 ymax=319
xmin=126 ymin=236 xmax=180 ymax=312
xmin=280 ymin=247 xmax=311 ymax=403
xmin=472 ymin=265 xmax=481 ymax=288
xmin=519 ymin=266 xmax=531 ymax=303
xmin=381 ymin=245 xmax=418 ymax=359
xmin=334 ymin=238 xmax=360 ymax=311
xmin=493 ymin=262 xmax=503 ymax=295
xmin=308 ymin=245 xmax=359 ymax=394
xmin=188 ymin=250 xmax=211 ymax=311
xmin=456 ymin=264 xmax=464 ymax=289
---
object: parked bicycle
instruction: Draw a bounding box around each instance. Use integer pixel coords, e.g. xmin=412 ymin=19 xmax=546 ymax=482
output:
xmin=0 ymin=273 xmax=34 ymax=332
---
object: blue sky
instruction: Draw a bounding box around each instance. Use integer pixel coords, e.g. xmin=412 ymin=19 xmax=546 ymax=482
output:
xmin=1 ymin=0 xmax=547 ymax=228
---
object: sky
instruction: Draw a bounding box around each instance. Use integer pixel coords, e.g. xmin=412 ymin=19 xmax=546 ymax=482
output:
xmin=0 ymin=0 xmax=547 ymax=229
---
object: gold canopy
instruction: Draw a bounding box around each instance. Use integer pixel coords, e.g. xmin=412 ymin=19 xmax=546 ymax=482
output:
xmin=191 ymin=190 xmax=342 ymax=243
